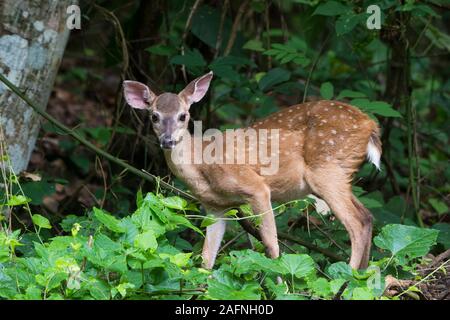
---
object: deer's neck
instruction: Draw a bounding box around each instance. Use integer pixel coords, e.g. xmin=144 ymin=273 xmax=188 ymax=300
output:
xmin=163 ymin=131 xmax=201 ymax=182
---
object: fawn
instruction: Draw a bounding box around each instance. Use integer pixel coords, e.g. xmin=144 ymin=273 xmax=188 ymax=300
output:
xmin=123 ymin=71 xmax=381 ymax=270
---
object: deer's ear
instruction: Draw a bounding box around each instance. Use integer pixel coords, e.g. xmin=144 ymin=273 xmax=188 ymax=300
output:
xmin=123 ymin=81 xmax=156 ymax=109
xmin=180 ymin=71 xmax=213 ymax=105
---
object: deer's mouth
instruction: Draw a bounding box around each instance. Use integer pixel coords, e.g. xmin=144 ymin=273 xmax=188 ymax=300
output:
xmin=160 ymin=135 xmax=183 ymax=150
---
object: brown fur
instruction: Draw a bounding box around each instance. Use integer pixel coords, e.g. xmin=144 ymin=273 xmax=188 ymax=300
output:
xmin=162 ymin=100 xmax=380 ymax=270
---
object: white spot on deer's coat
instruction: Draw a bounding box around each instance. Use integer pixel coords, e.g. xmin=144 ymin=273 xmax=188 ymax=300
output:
xmin=331 ymin=129 xmax=337 ymax=134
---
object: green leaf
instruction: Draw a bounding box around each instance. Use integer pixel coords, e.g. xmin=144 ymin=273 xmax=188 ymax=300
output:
xmin=277 ymin=254 xmax=315 ymax=278
xmin=374 ymin=224 xmax=439 ymax=264
xmin=243 ymin=39 xmax=265 ymax=52
xmin=229 ymin=250 xmax=278 ymax=275
xmin=200 ymin=215 xmax=217 ymax=228
xmin=320 ymin=82 xmax=334 ymax=100
xmin=6 ymin=195 xmax=31 ymax=207
xmin=428 ymin=198 xmax=449 ymax=215
xmin=335 ymin=13 xmax=365 ymax=36
xmin=93 ymin=208 xmax=125 ymax=233
xmin=21 ymin=181 xmax=56 ymax=205
xmin=145 ymin=44 xmax=176 ymax=56
xmin=432 ymin=223 xmax=450 ymax=249
xmin=327 ymin=262 xmax=353 ymax=280
xmin=310 ymin=278 xmax=332 ymax=297
xmin=160 ymin=196 xmax=187 ymax=210
xmin=32 ymin=214 xmax=52 ymax=229
xmin=207 ymin=270 xmax=261 ymax=300
xmin=351 ymin=99 xmax=402 ymax=118
xmin=170 ymin=49 xmax=206 ymax=68
xmin=134 ymin=230 xmax=158 ymax=251
xmin=337 ymin=89 xmax=366 ymax=100
xmin=351 ymin=287 xmax=375 ymax=300
xmin=258 ymin=68 xmax=291 ymax=92
xmin=313 ymin=1 xmax=350 ymax=16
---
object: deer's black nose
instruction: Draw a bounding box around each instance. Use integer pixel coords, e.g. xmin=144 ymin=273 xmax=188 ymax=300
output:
xmin=161 ymin=136 xmax=176 ymax=149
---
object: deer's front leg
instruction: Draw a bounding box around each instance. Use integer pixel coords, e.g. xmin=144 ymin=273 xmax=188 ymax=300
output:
xmin=201 ymin=217 xmax=226 ymax=269
xmin=249 ymin=186 xmax=279 ymax=259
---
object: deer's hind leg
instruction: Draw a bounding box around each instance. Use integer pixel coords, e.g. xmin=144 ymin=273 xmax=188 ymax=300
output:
xmin=305 ymin=166 xmax=373 ymax=269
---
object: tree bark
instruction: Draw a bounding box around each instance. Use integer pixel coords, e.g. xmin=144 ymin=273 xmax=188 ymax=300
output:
xmin=0 ymin=0 xmax=72 ymax=173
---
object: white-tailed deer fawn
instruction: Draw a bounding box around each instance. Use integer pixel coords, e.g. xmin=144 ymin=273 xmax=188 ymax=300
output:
xmin=123 ymin=71 xmax=381 ymax=270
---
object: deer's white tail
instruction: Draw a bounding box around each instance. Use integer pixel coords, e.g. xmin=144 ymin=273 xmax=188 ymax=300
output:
xmin=366 ymin=130 xmax=382 ymax=170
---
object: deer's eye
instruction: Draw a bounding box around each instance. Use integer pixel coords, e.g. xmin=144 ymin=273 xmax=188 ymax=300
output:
xmin=151 ymin=114 xmax=159 ymax=123
xmin=179 ymin=113 xmax=187 ymax=122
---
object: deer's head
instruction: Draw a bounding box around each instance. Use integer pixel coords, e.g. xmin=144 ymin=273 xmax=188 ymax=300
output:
xmin=123 ymin=72 xmax=213 ymax=149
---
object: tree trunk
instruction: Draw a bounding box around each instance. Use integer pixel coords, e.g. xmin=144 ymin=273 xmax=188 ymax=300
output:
xmin=0 ymin=0 xmax=72 ymax=173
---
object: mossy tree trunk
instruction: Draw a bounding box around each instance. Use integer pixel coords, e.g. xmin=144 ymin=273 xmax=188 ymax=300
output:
xmin=0 ymin=0 xmax=72 ymax=173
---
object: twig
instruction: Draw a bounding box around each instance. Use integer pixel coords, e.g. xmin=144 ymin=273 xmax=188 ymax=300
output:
xmin=224 ymin=0 xmax=251 ymax=56
xmin=180 ymin=0 xmax=203 ymax=82
xmin=214 ymin=0 xmax=230 ymax=58
xmin=302 ymin=34 xmax=330 ymax=103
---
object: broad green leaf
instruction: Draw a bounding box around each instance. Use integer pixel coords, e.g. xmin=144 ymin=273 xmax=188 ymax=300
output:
xmin=428 ymin=198 xmax=448 ymax=215
xmin=337 ymin=89 xmax=366 ymax=100
xmin=134 ymin=230 xmax=158 ymax=251
xmin=327 ymin=262 xmax=353 ymax=280
xmin=432 ymin=223 xmax=450 ymax=249
xmin=93 ymin=208 xmax=125 ymax=233
xmin=21 ymin=181 xmax=55 ymax=205
xmin=336 ymin=13 xmax=365 ymax=36
xmin=160 ymin=196 xmax=187 ymax=210
xmin=374 ymin=224 xmax=439 ymax=263
xmin=160 ymin=252 xmax=192 ymax=268
xmin=258 ymin=68 xmax=291 ymax=91
xmin=207 ymin=270 xmax=261 ymax=300
xmin=145 ymin=44 xmax=176 ymax=56
xmin=229 ymin=250 xmax=278 ymax=275
xmin=6 ymin=195 xmax=31 ymax=207
xmin=31 ymin=214 xmax=52 ymax=229
xmin=320 ymin=82 xmax=334 ymax=100
xmin=277 ymin=254 xmax=315 ymax=278
xmin=310 ymin=278 xmax=332 ymax=297
xmin=313 ymin=1 xmax=350 ymax=16
xmin=170 ymin=49 xmax=206 ymax=68
xmin=351 ymin=99 xmax=402 ymax=118
xmin=243 ymin=39 xmax=265 ymax=52
xmin=200 ymin=215 xmax=217 ymax=228
xmin=351 ymin=287 xmax=375 ymax=300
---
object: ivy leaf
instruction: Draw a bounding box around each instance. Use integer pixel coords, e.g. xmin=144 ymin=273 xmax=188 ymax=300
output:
xmin=32 ymin=214 xmax=52 ymax=229
xmin=320 ymin=82 xmax=334 ymax=100
xmin=93 ymin=208 xmax=125 ymax=233
xmin=277 ymin=254 xmax=315 ymax=278
xmin=374 ymin=224 xmax=439 ymax=264
xmin=134 ymin=230 xmax=158 ymax=251
xmin=313 ymin=1 xmax=350 ymax=16
xmin=258 ymin=68 xmax=291 ymax=92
